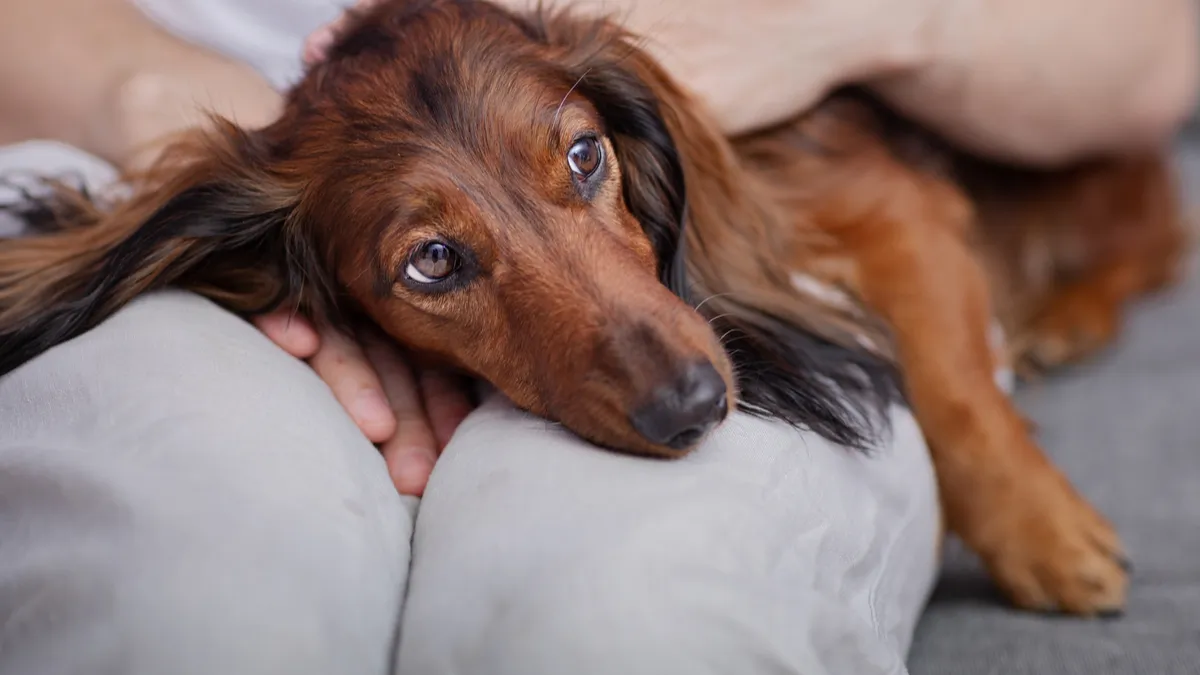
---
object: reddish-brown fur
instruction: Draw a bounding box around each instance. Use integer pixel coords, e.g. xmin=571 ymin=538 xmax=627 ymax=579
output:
xmin=0 ymin=0 xmax=1188 ymax=614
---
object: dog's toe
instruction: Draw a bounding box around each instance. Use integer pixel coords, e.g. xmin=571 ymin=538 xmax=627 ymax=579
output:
xmin=977 ymin=476 xmax=1129 ymax=616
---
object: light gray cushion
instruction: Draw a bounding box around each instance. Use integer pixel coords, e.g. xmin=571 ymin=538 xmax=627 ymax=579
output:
xmin=400 ymin=394 xmax=939 ymax=675
xmin=0 ymin=286 xmax=415 ymax=675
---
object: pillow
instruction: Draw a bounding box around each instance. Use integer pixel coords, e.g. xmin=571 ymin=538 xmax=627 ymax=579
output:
xmin=398 ymin=393 xmax=940 ymax=675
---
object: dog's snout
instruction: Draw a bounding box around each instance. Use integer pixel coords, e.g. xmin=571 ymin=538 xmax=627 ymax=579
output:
xmin=629 ymin=361 xmax=729 ymax=450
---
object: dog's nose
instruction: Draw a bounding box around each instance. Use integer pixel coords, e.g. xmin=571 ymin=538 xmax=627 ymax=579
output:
xmin=629 ymin=361 xmax=729 ymax=450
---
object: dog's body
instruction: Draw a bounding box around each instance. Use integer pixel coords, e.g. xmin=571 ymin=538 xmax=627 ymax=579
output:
xmin=724 ymin=94 xmax=1185 ymax=614
xmin=0 ymin=0 xmax=1187 ymax=615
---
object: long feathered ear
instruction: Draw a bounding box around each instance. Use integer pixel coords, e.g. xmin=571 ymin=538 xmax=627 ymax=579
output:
xmin=571 ymin=56 xmax=688 ymax=291
xmin=0 ymin=120 xmax=332 ymax=376
xmin=525 ymin=10 xmax=901 ymax=449
xmin=520 ymin=13 xmax=688 ymax=291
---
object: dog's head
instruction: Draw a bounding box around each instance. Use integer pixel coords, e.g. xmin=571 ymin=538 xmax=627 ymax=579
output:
xmin=0 ymin=0 xmax=734 ymax=456
xmin=295 ymin=0 xmax=738 ymax=454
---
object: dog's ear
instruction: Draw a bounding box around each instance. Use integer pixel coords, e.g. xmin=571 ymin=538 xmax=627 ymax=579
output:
xmin=573 ymin=54 xmax=687 ymax=273
xmin=0 ymin=119 xmax=330 ymax=376
xmin=525 ymin=11 xmax=902 ymax=449
xmin=531 ymin=15 xmax=691 ymax=291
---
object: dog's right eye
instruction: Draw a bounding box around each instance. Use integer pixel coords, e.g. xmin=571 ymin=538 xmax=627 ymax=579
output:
xmin=405 ymin=241 xmax=461 ymax=285
xmin=567 ymin=136 xmax=603 ymax=179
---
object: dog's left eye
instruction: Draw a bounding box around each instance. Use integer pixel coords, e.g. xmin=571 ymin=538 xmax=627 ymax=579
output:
xmin=567 ymin=136 xmax=603 ymax=178
xmin=405 ymin=241 xmax=461 ymax=285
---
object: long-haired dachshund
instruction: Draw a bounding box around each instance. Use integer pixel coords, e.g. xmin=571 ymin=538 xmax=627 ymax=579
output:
xmin=0 ymin=0 xmax=1187 ymax=616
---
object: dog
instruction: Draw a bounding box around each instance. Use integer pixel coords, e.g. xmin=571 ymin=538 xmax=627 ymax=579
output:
xmin=0 ymin=0 xmax=1187 ymax=615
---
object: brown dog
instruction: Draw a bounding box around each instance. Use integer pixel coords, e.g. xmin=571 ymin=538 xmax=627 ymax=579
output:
xmin=0 ymin=0 xmax=1187 ymax=615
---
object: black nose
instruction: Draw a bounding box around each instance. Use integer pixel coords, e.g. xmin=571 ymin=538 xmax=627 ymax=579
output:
xmin=629 ymin=361 xmax=729 ymax=450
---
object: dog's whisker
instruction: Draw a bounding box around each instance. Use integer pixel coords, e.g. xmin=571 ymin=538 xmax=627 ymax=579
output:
xmin=704 ymin=312 xmax=735 ymax=327
xmin=693 ymin=292 xmax=733 ymax=313
xmin=553 ymin=68 xmax=592 ymax=127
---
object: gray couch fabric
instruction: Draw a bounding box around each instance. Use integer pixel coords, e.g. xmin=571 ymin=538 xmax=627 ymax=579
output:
xmin=909 ymin=137 xmax=1200 ymax=674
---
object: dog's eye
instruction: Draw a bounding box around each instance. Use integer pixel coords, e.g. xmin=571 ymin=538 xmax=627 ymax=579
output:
xmin=567 ymin=136 xmax=603 ymax=178
xmin=405 ymin=241 xmax=461 ymax=284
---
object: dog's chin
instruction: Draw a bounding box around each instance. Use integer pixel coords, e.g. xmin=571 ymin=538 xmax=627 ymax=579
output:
xmin=566 ymin=403 xmax=733 ymax=459
xmin=518 ymin=408 xmax=696 ymax=459
xmin=586 ymin=433 xmax=711 ymax=460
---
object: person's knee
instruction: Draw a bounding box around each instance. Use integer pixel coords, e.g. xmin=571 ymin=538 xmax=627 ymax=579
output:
xmin=0 ymin=291 xmax=412 ymax=675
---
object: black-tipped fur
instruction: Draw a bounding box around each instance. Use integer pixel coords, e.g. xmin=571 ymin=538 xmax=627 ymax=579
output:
xmin=0 ymin=129 xmax=339 ymax=377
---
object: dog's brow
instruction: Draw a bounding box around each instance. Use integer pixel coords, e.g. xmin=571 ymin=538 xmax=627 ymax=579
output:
xmin=553 ymin=68 xmax=592 ymax=128
xmin=369 ymin=209 xmax=405 ymax=298
xmin=409 ymin=50 xmax=467 ymax=134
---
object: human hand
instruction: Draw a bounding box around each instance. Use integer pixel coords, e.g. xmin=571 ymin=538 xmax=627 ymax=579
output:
xmin=301 ymin=0 xmax=936 ymax=135
xmin=254 ymin=309 xmax=475 ymax=496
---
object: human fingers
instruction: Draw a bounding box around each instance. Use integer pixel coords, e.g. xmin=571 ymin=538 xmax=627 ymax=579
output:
xmin=363 ymin=334 xmax=441 ymax=496
xmin=252 ymin=308 xmax=321 ymax=359
xmin=307 ymin=324 xmax=397 ymax=443
xmin=418 ymin=368 xmax=475 ymax=451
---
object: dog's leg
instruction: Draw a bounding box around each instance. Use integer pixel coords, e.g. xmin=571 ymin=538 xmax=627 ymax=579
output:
xmin=963 ymin=155 xmax=1191 ymax=376
xmin=836 ymin=176 xmax=1129 ymax=615
xmin=1015 ymin=255 xmax=1177 ymax=373
xmin=1014 ymin=215 xmax=1188 ymax=375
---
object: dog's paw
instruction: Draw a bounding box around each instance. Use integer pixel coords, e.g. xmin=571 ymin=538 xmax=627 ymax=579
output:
xmin=1014 ymin=288 xmax=1120 ymax=375
xmin=978 ymin=476 xmax=1128 ymax=616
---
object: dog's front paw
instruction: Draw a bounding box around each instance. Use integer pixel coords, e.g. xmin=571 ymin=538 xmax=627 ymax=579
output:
xmin=976 ymin=476 xmax=1129 ymax=616
xmin=1014 ymin=287 xmax=1120 ymax=375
